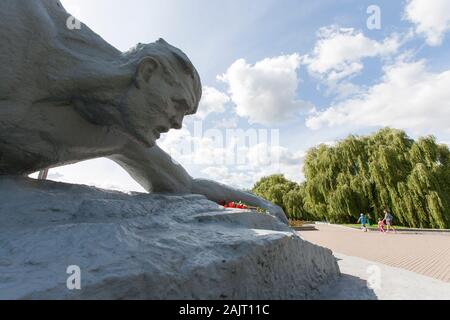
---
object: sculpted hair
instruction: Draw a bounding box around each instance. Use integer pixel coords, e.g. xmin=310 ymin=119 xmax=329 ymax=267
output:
xmin=122 ymin=39 xmax=202 ymax=115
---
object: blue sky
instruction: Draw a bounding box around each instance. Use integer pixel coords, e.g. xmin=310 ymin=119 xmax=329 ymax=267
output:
xmin=50 ymin=0 xmax=450 ymax=191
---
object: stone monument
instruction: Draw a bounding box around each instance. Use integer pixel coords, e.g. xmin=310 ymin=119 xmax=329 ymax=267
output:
xmin=0 ymin=0 xmax=340 ymax=299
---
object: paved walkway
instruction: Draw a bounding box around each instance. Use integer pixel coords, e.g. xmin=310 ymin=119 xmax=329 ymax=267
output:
xmin=298 ymin=224 xmax=450 ymax=283
xmin=315 ymin=253 xmax=450 ymax=300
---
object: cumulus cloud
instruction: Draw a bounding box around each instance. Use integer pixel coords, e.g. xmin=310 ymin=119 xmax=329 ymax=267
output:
xmin=194 ymin=86 xmax=230 ymax=119
xmin=218 ymin=54 xmax=312 ymax=125
xmin=246 ymin=144 xmax=306 ymax=184
xmin=201 ymin=166 xmax=256 ymax=189
xmin=304 ymin=26 xmax=403 ymax=82
xmin=405 ymin=0 xmax=450 ymax=46
xmin=212 ymin=116 xmax=240 ymax=129
xmin=306 ymin=59 xmax=450 ymax=135
xmin=159 ymin=128 xmax=305 ymax=189
xmin=159 ymin=127 xmax=230 ymax=166
xmin=201 ymin=143 xmax=306 ymax=189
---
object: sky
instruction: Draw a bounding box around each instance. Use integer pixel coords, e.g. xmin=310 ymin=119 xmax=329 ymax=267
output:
xmin=44 ymin=0 xmax=450 ymax=192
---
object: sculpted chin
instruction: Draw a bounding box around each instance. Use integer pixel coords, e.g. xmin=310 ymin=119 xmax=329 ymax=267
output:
xmin=0 ymin=0 xmax=288 ymax=224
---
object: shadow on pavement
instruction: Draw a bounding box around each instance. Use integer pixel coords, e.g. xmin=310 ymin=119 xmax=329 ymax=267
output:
xmin=314 ymin=273 xmax=378 ymax=300
xmin=292 ymin=225 xmax=318 ymax=231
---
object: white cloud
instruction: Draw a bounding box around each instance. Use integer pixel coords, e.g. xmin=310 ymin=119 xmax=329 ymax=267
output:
xmin=160 ymin=128 xmax=305 ymax=189
xmin=304 ymin=26 xmax=402 ymax=81
xmin=32 ymin=158 xmax=145 ymax=193
xmin=201 ymin=143 xmax=306 ymax=189
xmin=246 ymin=144 xmax=306 ymax=184
xmin=159 ymin=127 xmax=230 ymax=167
xmin=405 ymin=0 xmax=450 ymax=46
xmin=218 ymin=54 xmax=312 ymax=125
xmin=212 ymin=116 xmax=240 ymax=129
xmin=306 ymin=59 xmax=450 ymax=135
xmin=201 ymin=166 xmax=256 ymax=189
xmin=195 ymin=86 xmax=230 ymax=119
xmin=323 ymin=80 xmax=364 ymax=101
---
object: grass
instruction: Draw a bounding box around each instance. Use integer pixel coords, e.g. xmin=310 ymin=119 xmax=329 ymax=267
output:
xmin=344 ymin=223 xmax=415 ymax=230
xmin=289 ymin=220 xmax=304 ymax=228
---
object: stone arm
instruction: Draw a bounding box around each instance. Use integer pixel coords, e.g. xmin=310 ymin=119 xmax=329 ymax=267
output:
xmin=191 ymin=178 xmax=289 ymax=224
xmin=109 ymin=144 xmax=193 ymax=194
xmin=109 ymin=144 xmax=288 ymax=224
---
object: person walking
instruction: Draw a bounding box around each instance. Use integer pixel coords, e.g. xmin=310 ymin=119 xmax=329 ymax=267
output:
xmin=357 ymin=213 xmax=368 ymax=232
xmin=366 ymin=214 xmax=371 ymax=227
xmin=378 ymin=218 xmax=386 ymax=233
xmin=383 ymin=209 xmax=397 ymax=233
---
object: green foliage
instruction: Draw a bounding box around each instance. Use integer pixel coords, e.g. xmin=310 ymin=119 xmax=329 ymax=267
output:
xmin=252 ymin=128 xmax=450 ymax=228
xmin=252 ymin=175 xmax=296 ymax=209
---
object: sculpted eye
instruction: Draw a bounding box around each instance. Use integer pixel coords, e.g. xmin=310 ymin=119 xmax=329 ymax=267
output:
xmin=171 ymin=98 xmax=189 ymax=114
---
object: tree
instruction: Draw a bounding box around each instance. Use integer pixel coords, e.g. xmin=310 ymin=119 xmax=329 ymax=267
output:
xmin=252 ymin=175 xmax=297 ymax=212
xmin=252 ymin=128 xmax=450 ymax=228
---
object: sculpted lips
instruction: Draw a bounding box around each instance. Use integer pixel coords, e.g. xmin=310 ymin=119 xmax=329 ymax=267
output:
xmin=156 ymin=125 xmax=170 ymax=133
xmin=152 ymin=125 xmax=170 ymax=139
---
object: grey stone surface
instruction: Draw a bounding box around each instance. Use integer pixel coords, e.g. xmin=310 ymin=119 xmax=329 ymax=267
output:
xmin=0 ymin=0 xmax=288 ymax=223
xmin=0 ymin=177 xmax=339 ymax=299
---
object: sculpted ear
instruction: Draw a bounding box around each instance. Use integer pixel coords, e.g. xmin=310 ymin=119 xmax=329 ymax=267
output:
xmin=136 ymin=57 xmax=159 ymax=87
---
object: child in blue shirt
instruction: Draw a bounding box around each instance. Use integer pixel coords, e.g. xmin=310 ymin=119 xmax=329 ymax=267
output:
xmin=357 ymin=213 xmax=368 ymax=232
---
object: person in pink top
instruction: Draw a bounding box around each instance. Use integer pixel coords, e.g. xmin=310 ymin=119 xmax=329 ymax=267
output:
xmin=378 ymin=218 xmax=386 ymax=233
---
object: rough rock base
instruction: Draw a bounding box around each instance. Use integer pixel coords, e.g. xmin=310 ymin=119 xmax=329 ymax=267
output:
xmin=0 ymin=177 xmax=339 ymax=299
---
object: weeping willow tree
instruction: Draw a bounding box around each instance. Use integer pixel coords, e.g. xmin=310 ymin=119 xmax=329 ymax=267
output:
xmin=252 ymin=128 xmax=450 ymax=228
xmin=252 ymin=175 xmax=296 ymax=210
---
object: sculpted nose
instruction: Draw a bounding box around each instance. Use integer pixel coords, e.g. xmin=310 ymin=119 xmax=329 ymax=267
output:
xmin=170 ymin=116 xmax=183 ymax=130
xmin=169 ymin=98 xmax=189 ymax=129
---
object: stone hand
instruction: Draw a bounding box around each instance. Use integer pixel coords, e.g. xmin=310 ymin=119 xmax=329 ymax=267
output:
xmin=256 ymin=199 xmax=289 ymax=225
xmin=192 ymin=178 xmax=289 ymax=224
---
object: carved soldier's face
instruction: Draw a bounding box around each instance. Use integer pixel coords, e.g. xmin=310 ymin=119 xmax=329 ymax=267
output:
xmin=121 ymin=57 xmax=199 ymax=147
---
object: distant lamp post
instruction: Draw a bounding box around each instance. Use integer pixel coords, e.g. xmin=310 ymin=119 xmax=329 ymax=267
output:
xmin=38 ymin=169 xmax=49 ymax=180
